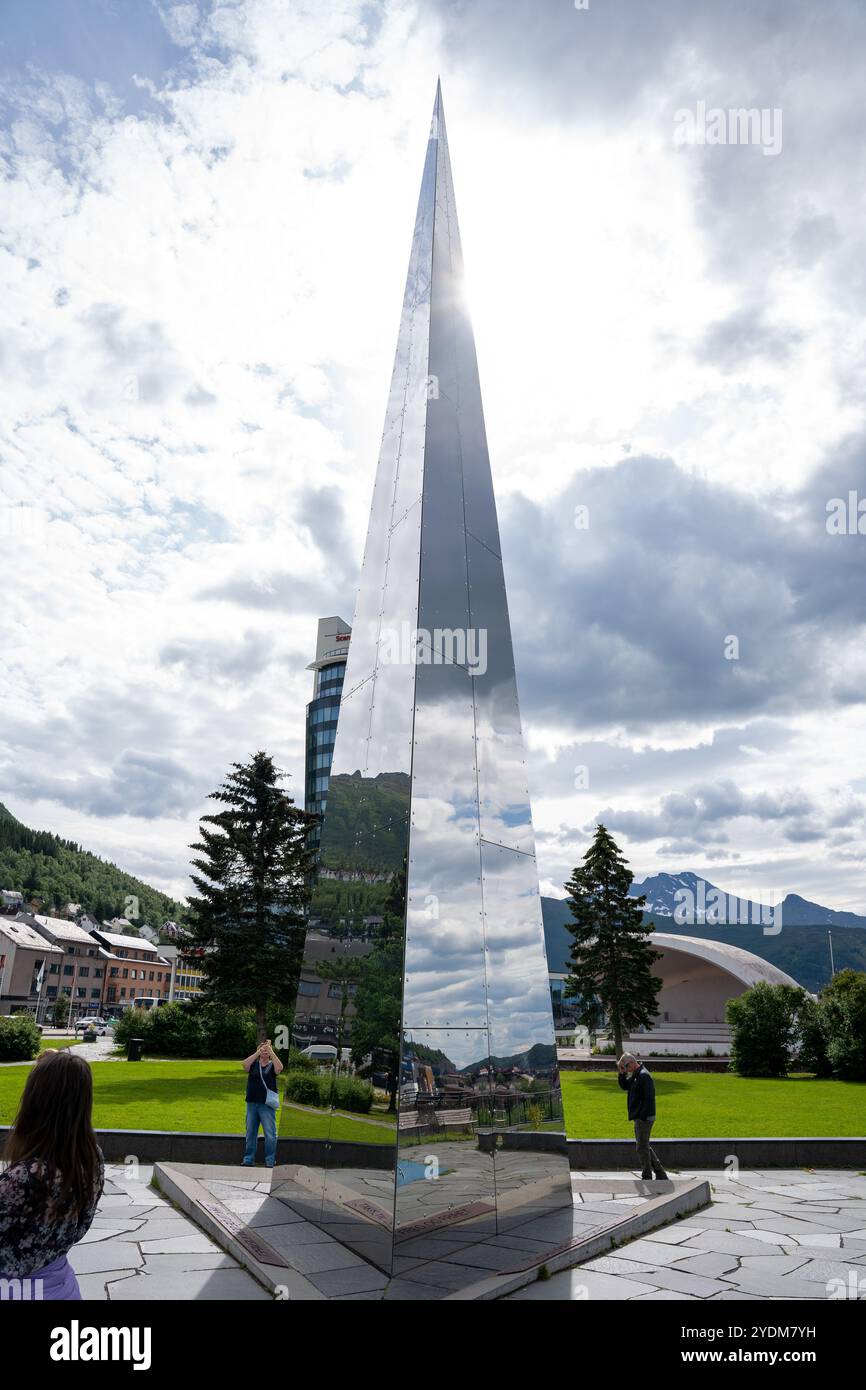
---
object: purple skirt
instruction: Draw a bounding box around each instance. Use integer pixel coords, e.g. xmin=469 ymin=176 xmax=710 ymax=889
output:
xmin=31 ymin=1254 xmax=82 ymax=1300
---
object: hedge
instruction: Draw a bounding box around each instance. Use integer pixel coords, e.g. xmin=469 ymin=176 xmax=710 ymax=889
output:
xmin=111 ymin=1002 xmax=322 ymax=1066
xmin=0 ymin=1014 xmax=41 ymax=1062
xmin=283 ymin=1070 xmax=373 ymax=1113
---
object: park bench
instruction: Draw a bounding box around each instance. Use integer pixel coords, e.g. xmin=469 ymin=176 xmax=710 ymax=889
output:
xmin=398 ymin=1110 xmax=420 ymax=1130
xmin=435 ymin=1107 xmax=473 ymax=1132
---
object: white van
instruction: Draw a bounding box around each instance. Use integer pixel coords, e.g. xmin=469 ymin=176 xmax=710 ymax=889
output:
xmin=300 ymin=1044 xmax=338 ymax=1064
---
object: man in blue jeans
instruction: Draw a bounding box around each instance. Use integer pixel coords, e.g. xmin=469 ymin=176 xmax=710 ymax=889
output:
xmin=242 ymin=1040 xmax=283 ymax=1167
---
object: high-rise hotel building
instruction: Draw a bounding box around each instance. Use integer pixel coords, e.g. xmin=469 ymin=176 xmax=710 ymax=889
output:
xmin=304 ymin=615 xmax=351 ymax=857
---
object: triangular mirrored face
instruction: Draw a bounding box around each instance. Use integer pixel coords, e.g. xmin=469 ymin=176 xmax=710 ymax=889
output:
xmin=258 ymin=81 xmax=573 ymax=1284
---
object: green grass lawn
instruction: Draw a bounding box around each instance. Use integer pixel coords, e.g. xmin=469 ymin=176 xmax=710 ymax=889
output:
xmin=0 ymin=1058 xmax=393 ymax=1145
xmin=38 ymin=1037 xmax=81 ymax=1052
xmin=2 ymin=1058 xmax=862 ymax=1143
xmin=562 ymin=1069 xmax=866 ymax=1138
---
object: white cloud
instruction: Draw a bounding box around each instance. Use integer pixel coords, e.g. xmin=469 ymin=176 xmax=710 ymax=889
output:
xmin=1 ymin=0 xmax=864 ymax=912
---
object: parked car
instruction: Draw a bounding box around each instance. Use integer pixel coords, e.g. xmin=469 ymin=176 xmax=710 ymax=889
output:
xmin=74 ymin=1017 xmax=109 ymax=1036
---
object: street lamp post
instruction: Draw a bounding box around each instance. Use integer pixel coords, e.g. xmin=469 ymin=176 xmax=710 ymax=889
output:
xmin=828 ymin=929 xmax=835 ymax=979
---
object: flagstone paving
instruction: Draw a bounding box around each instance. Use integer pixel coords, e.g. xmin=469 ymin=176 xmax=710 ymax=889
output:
xmin=505 ymin=1169 xmax=866 ymax=1301
xmin=71 ymin=1164 xmax=866 ymax=1300
xmin=69 ymin=1164 xmax=268 ymax=1301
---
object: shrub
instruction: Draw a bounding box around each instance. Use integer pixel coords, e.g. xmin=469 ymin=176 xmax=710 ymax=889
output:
xmin=199 ymin=1005 xmax=257 ymax=1058
xmin=113 ymin=1003 xmax=262 ymax=1058
xmin=147 ymin=1002 xmax=207 ymax=1056
xmin=0 ymin=1014 xmax=42 ymax=1062
xmin=112 ymin=1007 xmax=152 ymax=1051
xmin=526 ymin=1103 xmax=544 ymax=1130
xmin=797 ymin=995 xmax=833 ymax=1077
xmin=331 ymin=1076 xmax=373 ymax=1114
xmin=819 ymin=970 xmax=866 ymax=1081
xmin=283 ymin=1070 xmax=328 ymax=1106
xmin=727 ymin=982 xmax=811 ymax=1077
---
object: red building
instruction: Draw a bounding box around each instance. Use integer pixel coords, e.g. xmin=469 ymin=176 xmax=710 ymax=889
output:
xmin=89 ymin=928 xmax=172 ymax=1011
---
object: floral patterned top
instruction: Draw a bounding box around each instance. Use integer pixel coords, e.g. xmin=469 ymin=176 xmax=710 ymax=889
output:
xmin=0 ymin=1154 xmax=104 ymax=1278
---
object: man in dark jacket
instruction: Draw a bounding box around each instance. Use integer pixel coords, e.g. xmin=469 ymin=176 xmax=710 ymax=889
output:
xmin=618 ymin=1053 xmax=668 ymax=1180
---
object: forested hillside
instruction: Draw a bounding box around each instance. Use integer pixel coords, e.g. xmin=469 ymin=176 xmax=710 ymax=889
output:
xmin=0 ymin=802 xmax=185 ymax=928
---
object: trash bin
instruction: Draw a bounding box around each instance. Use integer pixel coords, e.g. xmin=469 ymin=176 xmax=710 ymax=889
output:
xmin=127 ymin=1038 xmax=144 ymax=1062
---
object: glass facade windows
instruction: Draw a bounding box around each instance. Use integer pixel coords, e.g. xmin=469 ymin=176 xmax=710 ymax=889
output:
xmin=315 ymin=662 xmax=345 ymax=696
xmin=305 ymin=652 xmax=349 ymax=857
xmin=310 ymin=727 xmax=336 ymax=749
xmin=309 ymin=704 xmax=340 ymax=726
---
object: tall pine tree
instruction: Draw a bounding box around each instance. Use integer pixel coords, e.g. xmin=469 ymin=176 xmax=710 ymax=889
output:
xmin=350 ymin=856 xmax=406 ymax=1110
xmin=188 ymin=752 xmax=317 ymax=1042
xmin=564 ymin=824 xmax=662 ymax=1056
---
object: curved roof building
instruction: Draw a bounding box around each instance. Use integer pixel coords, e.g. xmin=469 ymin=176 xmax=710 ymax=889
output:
xmin=652 ymin=932 xmax=801 ymax=1012
xmin=624 ymin=933 xmax=804 ymax=1055
xmin=552 ymin=931 xmax=805 ymax=1056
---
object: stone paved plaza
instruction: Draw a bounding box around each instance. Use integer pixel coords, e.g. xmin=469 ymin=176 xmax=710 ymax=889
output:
xmin=506 ymin=1168 xmax=866 ymax=1301
xmin=69 ymin=1163 xmax=269 ymax=1301
xmin=175 ymin=1160 xmax=678 ymax=1299
xmin=72 ymin=1164 xmax=866 ymax=1301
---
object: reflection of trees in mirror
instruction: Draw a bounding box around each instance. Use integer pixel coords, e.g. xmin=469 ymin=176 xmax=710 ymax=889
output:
xmin=348 ymin=855 xmax=407 ymax=1111
xmin=318 ymin=772 xmax=411 ymax=873
xmin=311 ymin=771 xmax=411 ymax=933
xmin=187 ymin=751 xmax=318 ymax=1042
xmin=313 ymin=955 xmax=363 ymax=1069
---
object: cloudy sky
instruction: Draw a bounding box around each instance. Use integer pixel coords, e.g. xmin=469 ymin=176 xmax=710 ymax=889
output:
xmin=1 ymin=0 xmax=864 ymax=913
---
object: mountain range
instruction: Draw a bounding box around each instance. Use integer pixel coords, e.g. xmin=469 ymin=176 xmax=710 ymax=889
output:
xmin=628 ymin=870 xmax=866 ymax=930
xmin=4 ymin=793 xmax=865 ymax=994
xmin=541 ymin=871 xmax=866 ymax=994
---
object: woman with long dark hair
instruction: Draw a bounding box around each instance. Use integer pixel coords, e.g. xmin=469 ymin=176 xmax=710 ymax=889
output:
xmin=0 ymin=1049 xmax=104 ymax=1299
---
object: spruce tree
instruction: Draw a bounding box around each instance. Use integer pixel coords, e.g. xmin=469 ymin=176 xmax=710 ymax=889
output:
xmin=350 ymin=856 xmax=406 ymax=1109
xmin=563 ymin=824 xmax=662 ymax=1056
xmin=188 ymin=752 xmax=318 ymax=1042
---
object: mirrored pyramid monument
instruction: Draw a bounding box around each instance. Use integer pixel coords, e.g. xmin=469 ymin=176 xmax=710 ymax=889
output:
xmin=270 ymin=80 xmax=573 ymax=1276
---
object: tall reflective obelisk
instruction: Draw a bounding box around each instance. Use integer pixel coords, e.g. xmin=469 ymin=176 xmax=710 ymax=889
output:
xmin=276 ymin=80 xmax=572 ymax=1277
